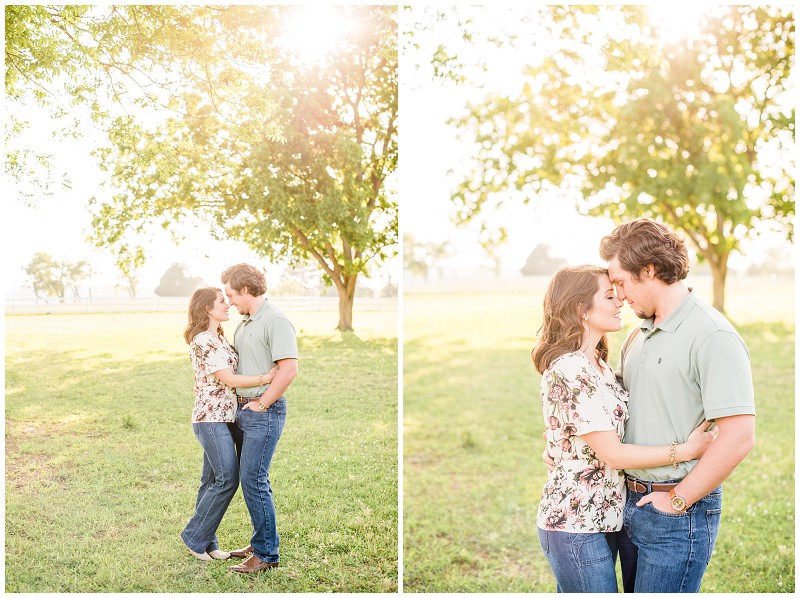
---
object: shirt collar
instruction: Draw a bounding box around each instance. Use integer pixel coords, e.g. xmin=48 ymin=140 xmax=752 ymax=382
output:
xmin=640 ymin=288 xmax=697 ymax=334
xmin=242 ymin=298 xmax=270 ymax=323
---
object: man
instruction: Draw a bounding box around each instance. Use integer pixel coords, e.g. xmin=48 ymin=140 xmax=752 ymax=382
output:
xmin=600 ymin=218 xmax=755 ymax=592
xmin=221 ymin=263 xmax=298 ymax=574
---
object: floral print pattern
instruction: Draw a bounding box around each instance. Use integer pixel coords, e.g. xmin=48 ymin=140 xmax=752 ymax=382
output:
xmin=189 ymin=331 xmax=239 ymax=423
xmin=537 ymin=351 xmax=630 ymax=533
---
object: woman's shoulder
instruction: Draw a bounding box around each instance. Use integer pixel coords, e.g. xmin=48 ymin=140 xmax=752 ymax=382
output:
xmin=546 ymin=351 xmax=584 ymax=373
xmin=191 ymin=330 xmax=218 ymax=346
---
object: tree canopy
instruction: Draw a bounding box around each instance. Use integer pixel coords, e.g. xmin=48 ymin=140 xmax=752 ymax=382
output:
xmin=424 ymin=5 xmax=794 ymax=310
xmin=7 ymin=5 xmax=397 ymax=329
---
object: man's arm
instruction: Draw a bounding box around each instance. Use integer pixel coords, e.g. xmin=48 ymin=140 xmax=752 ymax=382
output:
xmin=243 ymin=357 xmax=298 ymax=410
xmin=636 ymin=414 xmax=755 ymax=511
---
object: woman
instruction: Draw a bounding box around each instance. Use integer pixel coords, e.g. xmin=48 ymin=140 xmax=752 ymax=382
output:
xmin=180 ymin=287 xmax=277 ymax=561
xmin=531 ymin=266 xmax=716 ymax=593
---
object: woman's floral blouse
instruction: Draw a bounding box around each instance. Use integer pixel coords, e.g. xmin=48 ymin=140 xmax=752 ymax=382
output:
xmin=189 ymin=331 xmax=238 ymax=423
xmin=537 ymin=351 xmax=630 ymax=533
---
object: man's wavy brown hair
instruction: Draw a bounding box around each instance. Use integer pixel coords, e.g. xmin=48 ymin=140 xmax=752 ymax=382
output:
xmin=599 ymin=217 xmax=689 ymax=284
xmin=531 ymin=265 xmax=610 ymax=374
xmin=220 ymin=263 xmax=267 ymax=297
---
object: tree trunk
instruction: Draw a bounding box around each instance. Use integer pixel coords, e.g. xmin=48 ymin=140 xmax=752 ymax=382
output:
xmin=708 ymin=256 xmax=728 ymax=313
xmin=336 ymin=274 xmax=358 ymax=331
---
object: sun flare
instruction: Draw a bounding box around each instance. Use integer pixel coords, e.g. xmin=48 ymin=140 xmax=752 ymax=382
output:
xmin=648 ymin=3 xmax=709 ymax=41
xmin=279 ymin=6 xmax=355 ymax=65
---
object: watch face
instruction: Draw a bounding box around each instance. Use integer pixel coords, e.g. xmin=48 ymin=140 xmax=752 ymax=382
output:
xmin=671 ymin=496 xmax=687 ymax=511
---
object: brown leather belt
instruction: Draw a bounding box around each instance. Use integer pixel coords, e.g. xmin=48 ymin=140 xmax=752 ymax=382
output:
xmin=626 ymin=478 xmax=679 ymax=493
xmin=237 ymin=396 xmax=253 ymax=404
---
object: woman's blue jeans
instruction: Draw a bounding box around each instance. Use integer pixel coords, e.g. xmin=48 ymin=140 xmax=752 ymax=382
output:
xmin=236 ymin=397 xmax=286 ymax=564
xmin=538 ymin=528 xmax=626 ymax=593
xmin=180 ymin=422 xmax=239 ymax=554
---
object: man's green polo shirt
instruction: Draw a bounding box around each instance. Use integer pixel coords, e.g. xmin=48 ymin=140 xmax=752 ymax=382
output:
xmin=619 ymin=289 xmax=755 ymax=481
xmin=233 ymin=298 xmax=297 ymax=399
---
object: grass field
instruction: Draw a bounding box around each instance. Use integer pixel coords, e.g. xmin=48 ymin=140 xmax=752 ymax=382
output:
xmin=5 ymin=308 xmax=398 ymax=592
xmin=403 ymin=276 xmax=794 ymax=593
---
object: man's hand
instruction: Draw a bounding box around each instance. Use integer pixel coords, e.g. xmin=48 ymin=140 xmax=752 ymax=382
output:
xmin=241 ymin=399 xmax=263 ymax=411
xmin=635 ymin=491 xmax=676 ymax=513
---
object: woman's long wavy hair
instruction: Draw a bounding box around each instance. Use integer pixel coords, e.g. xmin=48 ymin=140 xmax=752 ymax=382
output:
xmin=531 ymin=265 xmax=610 ymax=374
xmin=183 ymin=287 xmax=225 ymax=344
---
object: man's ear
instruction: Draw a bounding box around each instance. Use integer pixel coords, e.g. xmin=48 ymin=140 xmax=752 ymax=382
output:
xmin=241 ymin=286 xmax=249 ymax=296
xmin=642 ymin=264 xmax=656 ymax=279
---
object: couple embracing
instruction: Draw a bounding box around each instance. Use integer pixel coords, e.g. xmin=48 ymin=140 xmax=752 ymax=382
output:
xmin=534 ymin=218 xmax=756 ymax=592
xmin=180 ymin=263 xmax=298 ymax=574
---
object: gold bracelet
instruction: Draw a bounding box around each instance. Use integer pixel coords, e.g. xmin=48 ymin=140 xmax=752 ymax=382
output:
xmin=670 ymin=441 xmax=679 ymax=468
xmin=258 ymin=374 xmax=264 ymax=386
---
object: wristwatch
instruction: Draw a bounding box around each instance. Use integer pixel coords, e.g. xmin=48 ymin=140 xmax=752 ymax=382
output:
xmin=669 ymin=488 xmax=689 ymax=512
xmin=257 ymin=401 xmax=268 ymax=411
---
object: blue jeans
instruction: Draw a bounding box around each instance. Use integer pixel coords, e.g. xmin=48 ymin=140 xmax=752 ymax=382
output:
xmin=538 ymin=528 xmax=624 ymax=592
xmin=624 ymin=482 xmax=723 ymax=592
xmin=236 ymin=397 xmax=286 ymax=564
xmin=181 ymin=422 xmax=239 ymax=553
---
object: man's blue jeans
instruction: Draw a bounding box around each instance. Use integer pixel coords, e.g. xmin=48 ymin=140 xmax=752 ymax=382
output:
xmin=236 ymin=397 xmax=286 ymax=564
xmin=181 ymin=422 xmax=239 ymax=554
xmin=623 ymin=483 xmax=723 ymax=592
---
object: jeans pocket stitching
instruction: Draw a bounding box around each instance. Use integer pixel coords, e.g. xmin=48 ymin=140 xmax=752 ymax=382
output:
xmin=571 ymin=534 xmax=613 ymax=567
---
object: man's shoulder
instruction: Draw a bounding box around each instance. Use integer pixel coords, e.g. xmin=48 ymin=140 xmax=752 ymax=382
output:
xmin=687 ymin=295 xmax=740 ymax=336
xmin=261 ymin=301 xmax=294 ymax=325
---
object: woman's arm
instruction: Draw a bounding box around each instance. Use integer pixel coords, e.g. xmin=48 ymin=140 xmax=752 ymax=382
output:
xmin=581 ymin=421 xmax=717 ymax=469
xmin=212 ymin=365 xmax=278 ymax=389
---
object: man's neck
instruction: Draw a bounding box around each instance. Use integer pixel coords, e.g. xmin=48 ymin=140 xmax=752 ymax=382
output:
xmin=653 ymin=282 xmax=690 ymax=326
xmin=244 ymin=295 xmax=266 ymax=316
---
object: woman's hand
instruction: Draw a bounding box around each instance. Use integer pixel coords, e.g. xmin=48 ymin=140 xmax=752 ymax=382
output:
xmin=685 ymin=420 xmax=719 ymax=460
xmin=263 ymin=365 xmax=279 ymax=384
xmin=541 ymin=430 xmax=555 ymax=472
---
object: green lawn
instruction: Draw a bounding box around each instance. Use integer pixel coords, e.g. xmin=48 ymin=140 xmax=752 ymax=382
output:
xmin=403 ymin=276 xmax=794 ymax=592
xmin=5 ymin=308 xmax=398 ymax=592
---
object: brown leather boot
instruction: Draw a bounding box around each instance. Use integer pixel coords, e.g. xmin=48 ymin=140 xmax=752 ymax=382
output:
xmin=228 ymin=554 xmax=279 ymax=574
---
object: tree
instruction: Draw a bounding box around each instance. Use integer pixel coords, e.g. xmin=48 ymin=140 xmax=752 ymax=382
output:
xmin=154 ymin=263 xmax=205 ymax=297
xmin=23 ymin=252 xmax=90 ymax=302
xmin=520 ymin=245 xmax=568 ymax=276
xmin=433 ymin=5 xmax=794 ymax=311
xmin=80 ymin=6 xmax=397 ymax=330
xmin=114 ymin=245 xmax=146 ymax=298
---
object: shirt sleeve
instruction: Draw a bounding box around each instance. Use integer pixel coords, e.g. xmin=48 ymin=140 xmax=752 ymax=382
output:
xmin=548 ymin=355 xmax=616 ymax=435
xmin=196 ymin=332 xmax=233 ymax=374
xmin=267 ymin=317 xmax=298 ymax=362
xmin=695 ymin=330 xmax=756 ymax=420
